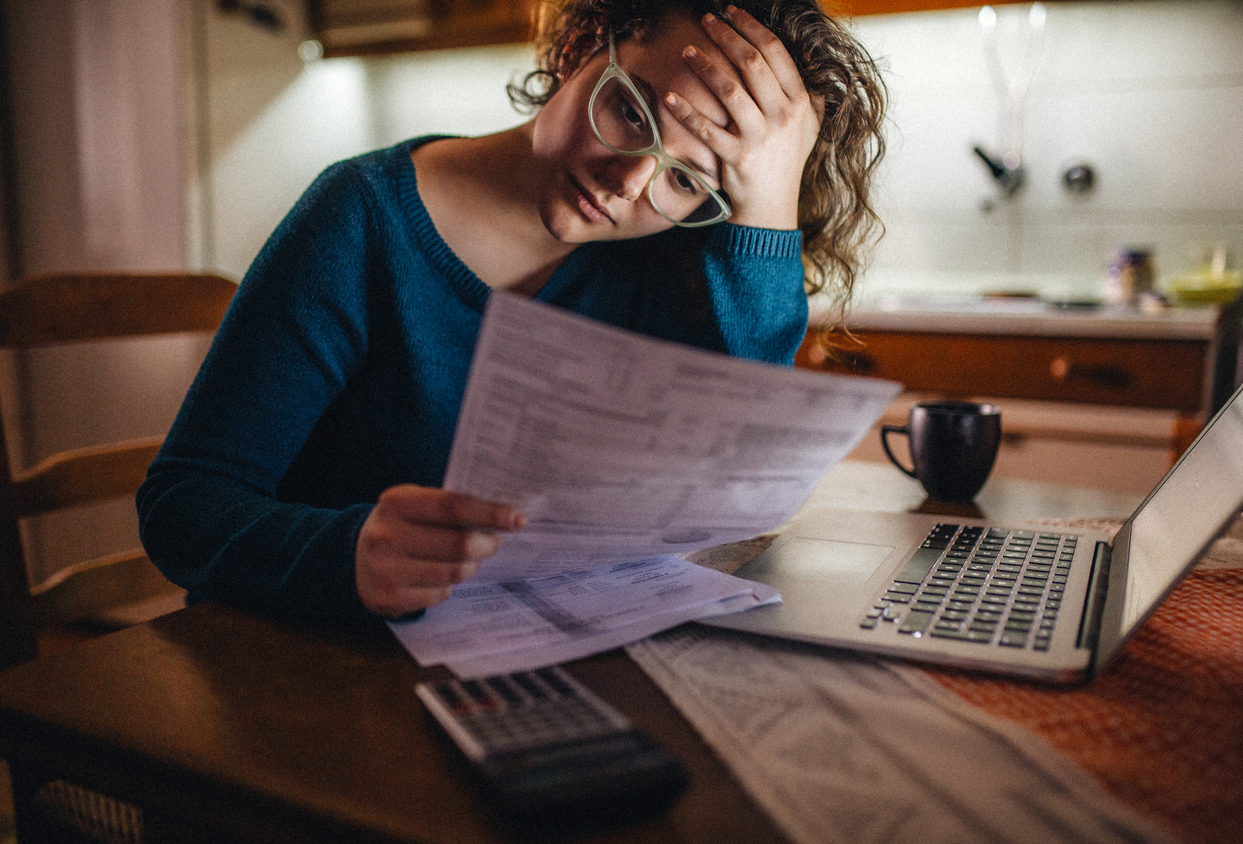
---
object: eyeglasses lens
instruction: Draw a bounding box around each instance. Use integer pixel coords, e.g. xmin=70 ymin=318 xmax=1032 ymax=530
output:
xmin=590 ymin=77 xmax=727 ymax=226
xmin=591 ymin=76 xmax=653 ymax=152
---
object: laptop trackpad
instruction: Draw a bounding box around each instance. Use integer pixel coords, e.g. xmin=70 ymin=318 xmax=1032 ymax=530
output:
xmin=759 ymin=538 xmax=894 ymax=584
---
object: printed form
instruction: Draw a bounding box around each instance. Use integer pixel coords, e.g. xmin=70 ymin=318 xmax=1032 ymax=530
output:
xmin=390 ymin=292 xmax=901 ymax=677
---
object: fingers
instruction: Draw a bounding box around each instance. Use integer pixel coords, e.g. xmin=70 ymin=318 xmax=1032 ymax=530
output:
xmin=381 ymin=485 xmax=526 ymax=533
xmin=355 ymin=486 xmax=526 ymax=618
xmin=664 ymin=88 xmax=733 ymax=158
xmin=699 ymin=8 xmax=806 ymax=117
xmin=717 ymin=7 xmax=806 ymax=103
xmin=682 ymin=40 xmax=758 ymax=130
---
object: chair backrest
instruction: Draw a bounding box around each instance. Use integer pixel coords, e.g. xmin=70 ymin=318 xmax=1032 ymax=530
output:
xmin=0 ymin=272 xmax=236 ymax=670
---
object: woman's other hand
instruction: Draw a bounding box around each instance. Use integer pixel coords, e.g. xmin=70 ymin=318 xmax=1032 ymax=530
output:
xmin=355 ymin=485 xmax=526 ymax=617
xmin=666 ymin=5 xmax=823 ymax=231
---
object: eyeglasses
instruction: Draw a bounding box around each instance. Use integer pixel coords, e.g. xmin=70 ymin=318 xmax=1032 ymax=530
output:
xmin=587 ymin=33 xmax=731 ymax=227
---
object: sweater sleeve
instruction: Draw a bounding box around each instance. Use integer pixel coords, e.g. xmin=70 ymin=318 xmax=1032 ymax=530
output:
xmin=137 ymin=163 xmax=377 ymax=622
xmin=699 ymin=223 xmax=809 ymax=366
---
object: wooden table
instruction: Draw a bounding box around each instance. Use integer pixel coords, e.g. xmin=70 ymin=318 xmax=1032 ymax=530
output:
xmin=0 ymin=463 xmax=1143 ymax=844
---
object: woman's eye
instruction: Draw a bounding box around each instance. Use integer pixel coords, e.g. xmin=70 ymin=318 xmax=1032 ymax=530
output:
xmin=619 ymin=97 xmax=646 ymax=131
xmin=673 ymin=170 xmax=704 ymax=196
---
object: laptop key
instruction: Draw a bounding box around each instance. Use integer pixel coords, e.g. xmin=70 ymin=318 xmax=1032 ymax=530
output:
xmin=999 ymin=631 xmax=1029 ymax=647
xmin=893 ymin=546 xmax=946 ymax=585
xmin=930 ymin=629 xmax=993 ymax=643
xmin=899 ymin=610 xmax=934 ymax=635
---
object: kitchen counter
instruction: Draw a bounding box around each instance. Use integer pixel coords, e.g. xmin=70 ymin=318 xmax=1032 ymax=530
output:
xmin=811 ymin=294 xmax=1222 ymax=341
xmin=799 ymin=292 xmax=1242 ymax=457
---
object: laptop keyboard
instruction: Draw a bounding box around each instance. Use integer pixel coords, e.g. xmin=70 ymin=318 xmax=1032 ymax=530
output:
xmin=859 ymin=523 xmax=1076 ymax=651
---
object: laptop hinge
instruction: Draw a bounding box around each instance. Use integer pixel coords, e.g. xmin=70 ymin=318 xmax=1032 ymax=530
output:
xmin=1076 ymin=541 xmax=1112 ymax=650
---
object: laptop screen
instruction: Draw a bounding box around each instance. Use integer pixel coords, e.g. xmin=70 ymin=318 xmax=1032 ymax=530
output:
xmin=1117 ymin=388 xmax=1243 ymax=640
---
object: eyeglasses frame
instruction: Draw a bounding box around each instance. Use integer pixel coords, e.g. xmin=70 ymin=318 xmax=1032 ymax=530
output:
xmin=586 ymin=32 xmax=732 ymax=228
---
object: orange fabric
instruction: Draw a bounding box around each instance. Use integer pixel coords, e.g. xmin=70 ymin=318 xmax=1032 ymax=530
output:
xmin=930 ymin=570 xmax=1243 ymax=844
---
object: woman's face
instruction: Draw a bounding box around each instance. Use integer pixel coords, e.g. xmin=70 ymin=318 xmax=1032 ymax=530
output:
xmin=530 ymin=14 xmax=732 ymax=243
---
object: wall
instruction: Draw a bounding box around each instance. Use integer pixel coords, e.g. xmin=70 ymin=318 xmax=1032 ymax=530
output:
xmin=199 ymin=0 xmax=533 ymax=282
xmin=851 ymin=0 xmax=1243 ymax=298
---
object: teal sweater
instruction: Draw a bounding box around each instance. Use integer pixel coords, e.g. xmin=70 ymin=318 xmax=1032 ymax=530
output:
xmin=137 ymin=138 xmax=808 ymax=621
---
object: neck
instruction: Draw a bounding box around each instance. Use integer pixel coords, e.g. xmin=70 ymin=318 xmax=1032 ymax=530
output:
xmin=428 ymin=126 xmax=576 ymax=293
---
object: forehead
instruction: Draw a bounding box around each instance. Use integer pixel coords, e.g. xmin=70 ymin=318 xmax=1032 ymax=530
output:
xmin=615 ymin=15 xmax=731 ymax=128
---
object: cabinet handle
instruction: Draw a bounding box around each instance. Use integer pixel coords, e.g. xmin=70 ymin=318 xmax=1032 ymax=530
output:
xmin=1049 ymin=356 xmax=1133 ymax=390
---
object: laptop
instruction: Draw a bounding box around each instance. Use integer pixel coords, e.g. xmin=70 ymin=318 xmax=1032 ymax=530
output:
xmin=702 ymin=383 xmax=1243 ymax=684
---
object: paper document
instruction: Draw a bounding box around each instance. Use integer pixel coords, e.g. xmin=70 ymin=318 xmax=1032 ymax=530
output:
xmin=444 ymin=292 xmax=903 ymax=582
xmin=392 ymin=293 xmax=899 ymax=678
xmin=390 ymin=554 xmax=780 ymax=678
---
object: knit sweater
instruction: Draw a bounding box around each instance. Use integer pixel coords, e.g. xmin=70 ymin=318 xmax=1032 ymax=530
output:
xmin=137 ymin=137 xmax=809 ymax=622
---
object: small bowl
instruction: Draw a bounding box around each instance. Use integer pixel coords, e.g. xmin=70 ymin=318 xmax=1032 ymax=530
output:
xmin=1166 ymin=270 xmax=1242 ymax=305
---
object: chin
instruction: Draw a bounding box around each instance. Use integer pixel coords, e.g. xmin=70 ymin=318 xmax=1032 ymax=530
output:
xmin=540 ymin=201 xmax=600 ymax=244
xmin=539 ymin=209 xmax=581 ymax=243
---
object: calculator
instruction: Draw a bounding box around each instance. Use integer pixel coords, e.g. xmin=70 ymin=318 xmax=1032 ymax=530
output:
xmin=415 ymin=666 xmax=688 ymax=825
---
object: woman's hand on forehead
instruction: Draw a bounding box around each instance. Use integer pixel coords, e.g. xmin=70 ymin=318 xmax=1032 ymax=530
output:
xmin=663 ymin=5 xmax=822 ymax=231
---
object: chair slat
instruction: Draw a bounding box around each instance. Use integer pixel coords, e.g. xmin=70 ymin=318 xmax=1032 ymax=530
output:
xmin=11 ymin=437 xmax=163 ymax=517
xmin=0 ymin=273 xmax=236 ymax=347
xmin=28 ymin=549 xmax=180 ymax=626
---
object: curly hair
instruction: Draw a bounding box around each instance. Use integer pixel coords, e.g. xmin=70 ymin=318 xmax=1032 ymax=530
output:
xmin=508 ymin=0 xmax=887 ymax=305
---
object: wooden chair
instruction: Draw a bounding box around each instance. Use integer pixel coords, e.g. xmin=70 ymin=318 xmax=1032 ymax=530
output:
xmin=0 ymin=272 xmax=236 ymax=671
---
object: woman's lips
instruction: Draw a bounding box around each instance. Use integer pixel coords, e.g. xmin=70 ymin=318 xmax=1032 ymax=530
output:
xmin=569 ymin=176 xmax=613 ymax=225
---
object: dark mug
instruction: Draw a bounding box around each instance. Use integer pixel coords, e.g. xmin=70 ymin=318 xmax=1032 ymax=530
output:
xmin=881 ymin=401 xmax=1001 ymax=502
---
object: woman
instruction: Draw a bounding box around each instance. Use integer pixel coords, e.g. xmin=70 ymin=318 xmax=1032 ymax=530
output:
xmin=137 ymin=0 xmax=886 ymax=623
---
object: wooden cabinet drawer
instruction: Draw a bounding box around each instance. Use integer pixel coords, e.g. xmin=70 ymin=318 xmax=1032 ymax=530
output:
xmin=797 ymin=330 xmax=1209 ymax=412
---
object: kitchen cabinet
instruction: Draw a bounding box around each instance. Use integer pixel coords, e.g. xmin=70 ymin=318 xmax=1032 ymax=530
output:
xmin=797 ymin=301 xmax=1241 ymax=459
xmin=305 ymin=0 xmax=1033 ymax=57
xmin=308 ymin=0 xmax=537 ymax=57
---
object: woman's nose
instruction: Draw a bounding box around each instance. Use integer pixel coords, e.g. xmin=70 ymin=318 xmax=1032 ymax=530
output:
xmin=602 ymin=154 xmax=657 ymax=201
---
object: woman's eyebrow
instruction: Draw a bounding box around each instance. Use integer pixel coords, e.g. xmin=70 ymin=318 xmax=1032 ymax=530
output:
xmin=627 ymin=72 xmax=661 ymax=117
xmin=630 ymin=71 xmax=720 ymax=182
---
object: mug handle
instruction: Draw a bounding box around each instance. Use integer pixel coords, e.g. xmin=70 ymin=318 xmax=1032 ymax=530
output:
xmin=880 ymin=425 xmax=918 ymax=480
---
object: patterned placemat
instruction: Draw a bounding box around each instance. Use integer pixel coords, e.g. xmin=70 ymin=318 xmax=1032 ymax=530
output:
xmin=929 ymin=567 xmax=1243 ymax=843
xmin=924 ymin=514 xmax=1243 ymax=842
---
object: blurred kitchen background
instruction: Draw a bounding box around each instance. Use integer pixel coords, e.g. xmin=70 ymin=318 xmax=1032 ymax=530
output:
xmin=1 ymin=0 xmax=1241 ymax=587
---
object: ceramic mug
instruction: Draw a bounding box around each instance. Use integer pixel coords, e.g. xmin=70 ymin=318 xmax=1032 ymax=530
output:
xmin=880 ymin=401 xmax=1002 ymax=502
